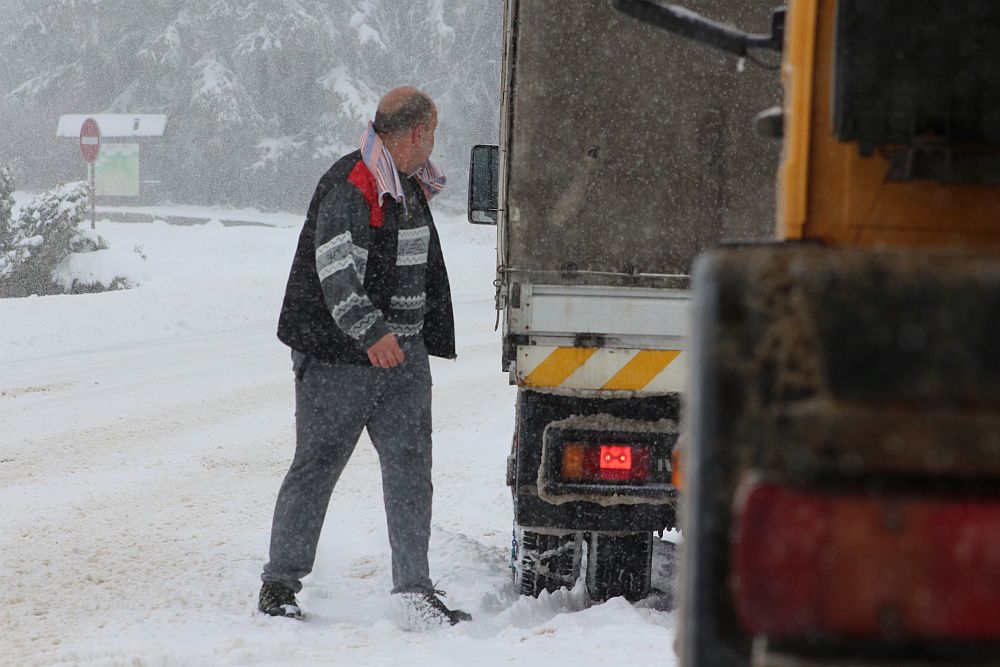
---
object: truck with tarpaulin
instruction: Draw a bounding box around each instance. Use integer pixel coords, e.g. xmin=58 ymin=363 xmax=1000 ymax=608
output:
xmin=467 ymin=0 xmax=778 ymax=601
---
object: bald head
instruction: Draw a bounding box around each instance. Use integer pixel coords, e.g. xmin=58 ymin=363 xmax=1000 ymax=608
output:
xmin=373 ymin=86 xmax=435 ymax=138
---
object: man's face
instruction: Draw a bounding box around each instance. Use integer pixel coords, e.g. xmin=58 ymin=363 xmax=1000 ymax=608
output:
xmin=415 ymin=108 xmax=437 ymax=165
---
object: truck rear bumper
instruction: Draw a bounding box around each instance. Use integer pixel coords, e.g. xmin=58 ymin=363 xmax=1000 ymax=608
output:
xmin=513 ymin=387 xmax=680 ymax=532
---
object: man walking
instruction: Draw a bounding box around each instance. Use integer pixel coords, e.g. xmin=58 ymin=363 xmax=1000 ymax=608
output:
xmin=258 ymin=86 xmax=470 ymax=630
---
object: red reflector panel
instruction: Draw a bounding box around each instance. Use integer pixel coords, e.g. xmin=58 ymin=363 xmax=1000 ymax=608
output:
xmin=732 ymin=479 xmax=1000 ymax=643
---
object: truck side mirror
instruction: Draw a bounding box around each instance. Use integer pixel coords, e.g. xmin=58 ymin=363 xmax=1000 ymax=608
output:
xmin=468 ymin=144 xmax=499 ymax=225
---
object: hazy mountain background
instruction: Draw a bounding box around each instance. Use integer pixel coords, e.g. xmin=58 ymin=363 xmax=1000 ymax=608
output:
xmin=0 ymin=0 xmax=503 ymax=209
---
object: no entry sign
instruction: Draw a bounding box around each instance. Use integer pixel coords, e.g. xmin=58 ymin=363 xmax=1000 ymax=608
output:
xmin=80 ymin=117 xmax=101 ymax=164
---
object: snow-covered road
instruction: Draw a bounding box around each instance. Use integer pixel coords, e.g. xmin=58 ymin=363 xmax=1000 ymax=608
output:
xmin=0 ymin=210 xmax=676 ymax=666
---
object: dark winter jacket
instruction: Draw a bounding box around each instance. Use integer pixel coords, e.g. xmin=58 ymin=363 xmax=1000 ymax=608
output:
xmin=277 ymin=150 xmax=456 ymax=364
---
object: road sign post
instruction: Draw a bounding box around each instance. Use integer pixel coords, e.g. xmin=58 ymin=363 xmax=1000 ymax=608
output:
xmin=80 ymin=118 xmax=101 ymax=229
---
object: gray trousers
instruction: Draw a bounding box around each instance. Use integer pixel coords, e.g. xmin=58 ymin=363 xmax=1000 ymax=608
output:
xmin=262 ymin=340 xmax=434 ymax=594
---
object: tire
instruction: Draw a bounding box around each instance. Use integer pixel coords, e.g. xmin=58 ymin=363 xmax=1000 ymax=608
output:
xmin=514 ymin=526 xmax=582 ymax=597
xmin=585 ymin=531 xmax=653 ymax=602
xmin=647 ymin=534 xmax=680 ymax=610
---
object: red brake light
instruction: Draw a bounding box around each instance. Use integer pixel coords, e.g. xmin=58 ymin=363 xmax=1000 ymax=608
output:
xmin=600 ymin=445 xmax=632 ymax=470
xmin=560 ymin=443 xmax=651 ymax=482
xmin=731 ymin=478 xmax=1000 ymax=643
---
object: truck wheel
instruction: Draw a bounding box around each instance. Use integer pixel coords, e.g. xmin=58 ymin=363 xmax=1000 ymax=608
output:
xmin=514 ymin=527 xmax=581 ymax=597
xmin=646 ymin=534 xmax=680 ymax=610
xmin=586 ymin=532 xmax=653 ymax=602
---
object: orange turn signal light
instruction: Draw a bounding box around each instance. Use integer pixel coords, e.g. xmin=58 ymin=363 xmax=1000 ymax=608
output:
xmin=561 ymin=443 xmax=586 ymax=480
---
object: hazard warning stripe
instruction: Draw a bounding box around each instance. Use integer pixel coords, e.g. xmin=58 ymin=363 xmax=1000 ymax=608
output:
xmin=517 ymin=346 xmax=686 ymax=392
xmin=523 ymin=347 xmax=597 ymax=387
xmin=601 ymin=350 xmax=681 ymax=391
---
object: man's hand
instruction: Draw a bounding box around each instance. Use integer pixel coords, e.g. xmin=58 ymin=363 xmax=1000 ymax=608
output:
xmin=367 ymin=333 xmax=405 ymax=368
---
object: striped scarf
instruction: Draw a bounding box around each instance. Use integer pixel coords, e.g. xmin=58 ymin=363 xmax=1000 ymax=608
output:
xmin=359 ymin=120 xmax=447 ymax=206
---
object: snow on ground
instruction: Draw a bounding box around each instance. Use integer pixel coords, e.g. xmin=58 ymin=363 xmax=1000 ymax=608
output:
xmin=0 ymin=206 xmax=677 ymax=666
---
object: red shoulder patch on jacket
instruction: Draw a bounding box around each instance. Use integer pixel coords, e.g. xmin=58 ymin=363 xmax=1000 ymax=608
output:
xmin=347 ymin=160 xmax=384 ymax=228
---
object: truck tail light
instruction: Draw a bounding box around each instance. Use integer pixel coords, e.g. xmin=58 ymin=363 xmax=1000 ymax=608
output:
xmin=562 ymin=443 xmax=586 ymax=479
xmin=731 ymin=479 xmax=1000 ymax=643
xmin=601 ymin=444 xmax=632 ymax=470
xmin=561 ymin=443 xmax=651 ymax=482
xmin=671 ymin=448 xmax=684 ymax=492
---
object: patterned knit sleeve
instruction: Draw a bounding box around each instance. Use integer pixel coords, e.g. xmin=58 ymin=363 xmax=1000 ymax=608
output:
xmin=313 ymin=184 xmax=391 ymax=351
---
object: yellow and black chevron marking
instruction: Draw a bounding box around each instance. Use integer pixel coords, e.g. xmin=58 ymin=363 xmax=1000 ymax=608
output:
xmin=517 ymin=346 xmax=686 ymax=392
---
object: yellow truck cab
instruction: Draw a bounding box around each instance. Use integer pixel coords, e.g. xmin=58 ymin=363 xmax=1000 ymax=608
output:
xmin=614 ymin=0 xmax=1000 ymax=665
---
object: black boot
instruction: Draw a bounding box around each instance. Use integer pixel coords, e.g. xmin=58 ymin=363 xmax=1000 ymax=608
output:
xmin=393 ymin=590 xmax=472 ymax=631
xmin=258 ymin=581 xmax=302 ymax=619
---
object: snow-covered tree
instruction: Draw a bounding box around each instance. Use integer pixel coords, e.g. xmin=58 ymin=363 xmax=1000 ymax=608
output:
xmin=0 ymin=167 xmax=15 ymax=240
xmin=1 ymin=179 xmax=88 ymax=297
xmin=0 ymin=173 xmax=135 ymax=298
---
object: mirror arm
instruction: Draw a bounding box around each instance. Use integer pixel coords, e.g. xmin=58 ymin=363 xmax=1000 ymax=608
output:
xmin=610 ymin=0 xmax=783 ymax=57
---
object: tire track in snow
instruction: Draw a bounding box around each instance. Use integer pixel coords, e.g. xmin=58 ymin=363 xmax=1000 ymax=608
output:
xmin=1 ymin=329 xmax=295 ymax=663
